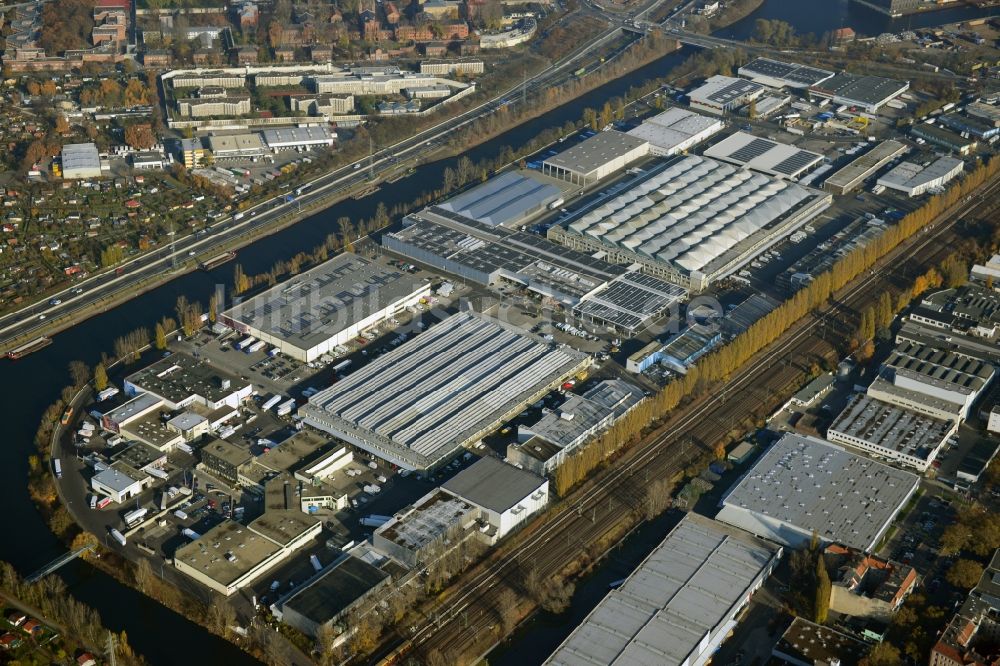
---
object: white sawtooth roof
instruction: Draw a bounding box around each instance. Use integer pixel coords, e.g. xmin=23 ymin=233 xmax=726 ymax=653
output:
xmin=568 ymin=156 xmax=811 ymax=272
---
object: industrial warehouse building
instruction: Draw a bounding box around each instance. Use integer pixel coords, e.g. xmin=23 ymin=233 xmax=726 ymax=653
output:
xmin=910 ymin=123 xmax=977 ymax=155
xmin=124 ymin=352 xmax=252 ymax=411
xmin=702 ymin=132 xmax=825 ymax=180
xmin=872 ymin=339 xmax=994 ymax=421
xmin=91 ymin=462 xmax=151 ymax=504
xmin=737 ymin=58 xmax=834 ymax=89
xmin=432 ymin=170 xmax=566 ymax=227
xmin=373 ymin=489 xmax=477 ymax=567
xmin=548 ymin=156 xmax=831 ymax=291
xmin=261 ymin=126 xmax=336 ymax=151
xmin=687 ymin=75 xmax=765 ymax=115
xmin=808 ymin=73 xmax=909 ymax=112
xmin=61 ymin=143 xmax=103 ymax=179
xmin=273 ymin=555 xmax=390 ymax=637
xmin=540 ymin=131 xmax=649 ymax=185
xmin=206 ymin=133 xmax=270 ymax=160
xmin=300 ymin=311 xmax=590 ymax=471
xmin=509 ymin=379 xmax=644 ymax=475
xmin=625 ymin=108 xmax=724 ymax=156
xmin=877 ymin=156 xmax=964 ymax=197
xmin=220 ymin=254 xmax=431 ymax=362
xmin=546 ymin=513 xmax=781 ymax=666
xmin=827 ymin=392 xmax=956 ymax=471
xmin=382 ymin=209 xmax=686 ymax=335
xmin=441 ymin=456 xmax=549 ymax=542
xmin=716 ymin=433 xmax=920 ymax=551
xmin=823 ymin=140 xmax=908 ymax=194
xmin=175 ymin=475 xmax=322 ymax=595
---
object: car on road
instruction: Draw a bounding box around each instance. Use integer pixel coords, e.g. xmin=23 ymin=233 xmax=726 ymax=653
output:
xmin=38 ymin=314 xmax=46 ymax=320
xmin=73 ymin=288 xmax=84 ymax=294
xmin=49 ymin=298 xmax=61 ymax=305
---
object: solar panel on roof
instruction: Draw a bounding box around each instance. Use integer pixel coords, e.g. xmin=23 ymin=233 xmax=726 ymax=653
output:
xmin=772 ymin=151 xmax=821 ymax=176
xmin=729 ymin=138 xmax=778 ymax=164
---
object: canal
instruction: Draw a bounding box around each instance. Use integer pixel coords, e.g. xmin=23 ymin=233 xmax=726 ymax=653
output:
xmin=0 ymin=46 xmax=692 ymax=664
xmin=4 ymin=0 xmax=991 ymax=658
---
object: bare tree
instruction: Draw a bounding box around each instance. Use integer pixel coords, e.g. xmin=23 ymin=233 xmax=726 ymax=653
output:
xmin=133 ymin=558 xmax=154 ymax=595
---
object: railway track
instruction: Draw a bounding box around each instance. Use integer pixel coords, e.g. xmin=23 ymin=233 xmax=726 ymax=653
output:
xmin=386 ymin=174 xmax=1000 ymax=663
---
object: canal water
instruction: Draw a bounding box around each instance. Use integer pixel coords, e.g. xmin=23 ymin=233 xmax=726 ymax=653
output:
xmin=0 ymin=48 xmax=691 ymax=664
xmin=720 ymin=0 xmax=995 ymax=40
xmin=4 ymin=0 xmax=989 ymax=658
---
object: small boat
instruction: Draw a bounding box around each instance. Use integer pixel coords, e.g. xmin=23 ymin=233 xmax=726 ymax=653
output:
xmin=199 ymin=251 xmax=237 ymax=271
xmin=6 ymin=336 xmax=52 ymax=359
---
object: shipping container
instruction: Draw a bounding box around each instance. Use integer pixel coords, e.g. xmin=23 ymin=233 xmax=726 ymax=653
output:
xmin=53 ymin=459 xmax=62 ymax=479
xmin=124 ymin=507 xmax=147 ymax=527
xmin=110 ymin=528 xmax=127 ymax=547
xmin=176 ymin=442 xmax=193 ymax=454
xmin=310 ymin=555 xmax=322 ymax=572
xmin=245 ymin=340 xmax=266 ymax=354
xmin=97 ymin=496 xmax=113 ymax=509
xmin=261 ymin=395 xmax=282 ymax=411
xmin=174 ymin=509 xmax=188 ymax=520
xmin=97 ymin=387 xmax=120 ymax=401
xmin=360 ymin=515 xmax=391 ymax=527
xmin=275 ymin=398 xmax=296 ymax=416
xmin=147 ymin=467 xmax=168 ymax=480
xmin=235 ymin=336 xmax=257 ymax=350
xmin=333 ymin=359 xmax=352 ymax=373
xmin=182 ymin=528 xmax=201 ymax=540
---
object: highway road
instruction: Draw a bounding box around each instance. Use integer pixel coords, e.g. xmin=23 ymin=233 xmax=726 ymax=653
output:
xmin=384 ymin=172 xmax=1000 ymax=663
xmin=0 ymin=12 xmax=660 ymax=353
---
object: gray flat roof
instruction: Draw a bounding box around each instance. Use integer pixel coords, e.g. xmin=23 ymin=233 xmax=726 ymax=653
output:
xmin=126 ymin=352 xmax=248 ymax=406
xmin=524 ymin=394 xmax=612 ymax=449
xmin=261 ymin=125 xmax=334 ymax=146
xmin=702 ymin=132 xmax=824 ymax=179
xmin=878 ymin=156 xmax=963 ymax=192
xmin=582 ymin=379 xmax=644 ymax=416
xmin=376 ymin=489 xmax=475 ymax=551
xmin=93 ymin=462 xmax=146 ymax=493
xmin=717 ymin=433 xmax=919 ymax=550
xmin=884 ymin=340 xmax=993 ymax=396
xmin=282 ymin=555 xmax=389 ymax=624
xmin=810 ymin=73 xmax=908 ymax=106
xmin=174 ymin=519 xmax=281 ymax=586
xmin=206 ymin=133 xmax=266 ymax=153
xmin=689 ymin=75 xmax=764 ymax=105
xmin=106 ymin=392 xmax=163 ymax=424
xmin=441 ymin=456 xmax=546 ymax=513
xmin=775 ymin=618 xmax=870 ymax=666
xmin=221 ymin=254 xmax=425 ymax=353
xmin=302 ymin=311 xmax=588 ymax=469
xmin=62 ymin=143 xmax=101 ymax=171
xmin=542 ymin=130 xmax=648 ymax=177
xmin=253 ymin=429 xmax=332 ymax=473
xmin=738 ymin=58 xmax=834 ymax=87
xmin=384 ymin=212 xmax=627 ymax=301
xmin=573 ymin=272 xmax=687 ymax=333
xmin=167 ymin=411 xmax=207 ymax=431
xmin=825 ymin=140 xmax=908 ymax=190
xmin=437 ymin=171 xmax=562 ymax=227
xmin=829 ymin=393 xmax=951 ymax=460
xmin=546 ymin=513 xmax=779 ymax=666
